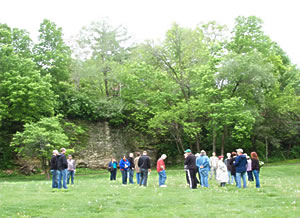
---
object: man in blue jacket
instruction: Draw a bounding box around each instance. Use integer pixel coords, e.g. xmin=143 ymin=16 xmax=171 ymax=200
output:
xmin=234 ymin=148 xmax=247 ymax=188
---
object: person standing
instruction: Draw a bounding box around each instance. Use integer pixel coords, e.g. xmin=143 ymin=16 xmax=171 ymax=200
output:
xmin=229 ymin=152 xmax=237 ymax=185
xmin=157 ymin=154 xmax=167 ymax=187
xmin=251 ymin=152 xmax=261 ymax=188
xmin=234 ymin=148 xmax=247 ymax=188
xmin=246 ymin=154 xmax=253 ymax=182
xmin=50 ymin=150 xmax=58 ymax=188
xmin=119 ymin=155 xmax=130 ymax=185
xmin=134 ymin=152 xmax=141 ymax=185
xmin=67 ymin=155 xmax=76 ymax=185
xmin=196 ymin=150 xmax=210 ymax=188
xmin=225 ymin=152 xmax=234 ymax=184
xmin=128 ymin=153 xmax=135 ymax=184
xmin=57 ymin=148 xmax=68 ymax=189
xmin=184 ymin=149 xmax=197 ymax=189
xmin=209 ymin=152 xmax=218 ymax=180
xmin=138 ymin=151 xmax=151 ymax=187
xmin=216 ymin=156 xmax=228 ymax=187
xmin=108 ymin=158 xmax=118 ymax=181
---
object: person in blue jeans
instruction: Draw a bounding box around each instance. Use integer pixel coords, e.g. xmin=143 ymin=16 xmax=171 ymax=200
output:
xmin=157 ymin=154 xmax=167 ymax=187
xmin=134 ymin=153 xmax=141 ymax=185
xmin=196 ymin=150 xmax=210 ymax=187
xmin=50 ymin=150 xmax=59 ymax=188
xmin=251 ymin=152 xmax=260 ymax=188
xmin=108 ymin=158 xmax=118 ymax=181
xmin=119 ymin=155 xmax=130 ymax=185
xmin=127 ymin=153 xmax=135 ymax=184
xmin=67 ymin=155 xmax=76 ymax=185
xmin=57 ymin=148 xmax=68 ymax=189
xmin=234 ymin=148 xmax=247 ymax=188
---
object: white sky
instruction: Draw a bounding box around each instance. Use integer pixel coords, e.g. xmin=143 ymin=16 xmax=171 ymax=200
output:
xmin=1 ymin=0 xmax=299 ymax=67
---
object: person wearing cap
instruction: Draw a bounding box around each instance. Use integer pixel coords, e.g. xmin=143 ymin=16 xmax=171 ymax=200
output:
xmin=157 ymin=154 xmax=167 ymax=187
xmin=67 ymin=154 xmax=76 ymax=185
xmin=196 ymin=150 xmax=210 ymax=187
xmin=138 ymin=151 xmax=151 ymax=186
xmin=234 ymin=148 xmax=247 ymax=188
xmin=50 ymin=150 xmax=59 ymax=188
xmin=216 ymin=156 xmax=228 ymax=187
xmin=209 ymin=152 xmax=218 ymax=180
xmin=57 ymin=148 xmax=68 ymax=189
xmin=184 ymin=149 xmax=197 ymax=189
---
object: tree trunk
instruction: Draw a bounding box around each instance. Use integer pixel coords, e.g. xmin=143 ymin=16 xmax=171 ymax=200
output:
xmin=221 ymin=130 xmax=225 ymax=156
xmin=212 ymin=128 xmax=216 ymax=153
xmin=265 ymin=137 xmax=268 ymax=162
xmin=195 ymin=133 xmax=200 ymax=153
xmin=42 ymin=157 xmax=50 ymax=179
xmin=103 ymin=70 xmax=109 ymax=98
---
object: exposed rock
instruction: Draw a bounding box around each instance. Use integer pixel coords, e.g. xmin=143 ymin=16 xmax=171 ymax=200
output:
xmin=75 ymin=122 xmax=157 ymax=169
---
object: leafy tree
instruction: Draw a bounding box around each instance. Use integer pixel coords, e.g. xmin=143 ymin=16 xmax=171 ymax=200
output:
xmin=11 ymin=116 xmax=69 ymax=178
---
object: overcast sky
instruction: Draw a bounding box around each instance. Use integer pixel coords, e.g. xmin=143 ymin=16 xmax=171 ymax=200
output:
xmin=1 ymin=0 xmax=299 ymax=66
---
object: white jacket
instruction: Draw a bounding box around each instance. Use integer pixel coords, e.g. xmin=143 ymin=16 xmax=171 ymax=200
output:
xmin=216 ymin=160 xmax=228 ymax=183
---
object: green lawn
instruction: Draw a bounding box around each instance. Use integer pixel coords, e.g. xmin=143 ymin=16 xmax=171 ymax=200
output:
xmin=0 ymin=162 xmax=299 ymax=218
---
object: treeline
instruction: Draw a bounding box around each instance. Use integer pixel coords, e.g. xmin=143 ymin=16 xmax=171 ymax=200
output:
xmin=0 ymin=16 xmax=299 ymax=171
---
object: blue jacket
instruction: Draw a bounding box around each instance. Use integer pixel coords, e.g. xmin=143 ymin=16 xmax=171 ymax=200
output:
xmin=196 ymin=155 xmax=210 ymax=171
xmin=108 ymin=161 xmax=118 ymax=169
xmin=234 ymin=155 xmax=247 ymax=173
xmin=119 ymin=159 xmax=130 ymax=171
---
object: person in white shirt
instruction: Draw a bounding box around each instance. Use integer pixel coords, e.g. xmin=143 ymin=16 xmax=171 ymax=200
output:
xmin=209 ymin=152 xmax=218 ymax=180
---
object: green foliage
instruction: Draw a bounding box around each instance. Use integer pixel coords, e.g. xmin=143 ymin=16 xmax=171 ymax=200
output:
xmin=10 ymin=116 xmax=69 ymax=176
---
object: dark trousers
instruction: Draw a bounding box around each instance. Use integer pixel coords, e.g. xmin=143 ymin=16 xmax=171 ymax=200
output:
xmin=110 ymin=168 xmax=117 ymax=180
xmin=121 ymin=170 xmax=127 ymax=184
xmin=247 ymin=171 xmax=253 ymax=181
xmin=186 ymin=169 xmax=197 ymax=189
xmin=140 ymin=168 xmax=148 ymax=186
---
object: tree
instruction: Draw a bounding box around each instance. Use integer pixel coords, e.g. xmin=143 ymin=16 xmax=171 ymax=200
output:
xmin=11 ymin=116 xmax=69 ymax=178
xmin=33 ymin=19 xmax=71 ymax=92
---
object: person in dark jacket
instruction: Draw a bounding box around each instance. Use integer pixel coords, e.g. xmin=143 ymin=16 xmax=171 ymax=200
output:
xmin=108 ymin=158 xmax=118 ymax=181
xmin=138 ymin=151 xmax=151 ymax=186
xmin=225 ymin=152 xmax=234 ymax=184
xmin=119 ymin=155 xmax=130 ymax=185
xmin=229 ymin=152 xmax=237 ymax=185
xmin=50 ymin=150 xmax=58 ymax=188
xmin=56 ymin=148 xmax=68 ymax=189
xmin=184 ymin=149 xmax=197 ymax=189
xmin=234 ymin=148 xmax=247 ymax=188
xmin=251 ymin=152 xmax=260 ymax=188
xmin=127 ymin=153 xmax=135 ymax=184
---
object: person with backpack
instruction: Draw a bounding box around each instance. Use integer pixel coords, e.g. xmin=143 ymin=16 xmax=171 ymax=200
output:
xmin=108 ymin=158 xmax=118 ymax=181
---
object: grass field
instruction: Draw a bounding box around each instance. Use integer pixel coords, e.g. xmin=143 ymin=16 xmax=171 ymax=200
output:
xmin=0 ymin=161 xmax=299 ymax=218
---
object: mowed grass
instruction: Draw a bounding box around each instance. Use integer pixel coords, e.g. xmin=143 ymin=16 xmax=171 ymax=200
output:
xmin=0 ymin=162 xmax=299 ymax=218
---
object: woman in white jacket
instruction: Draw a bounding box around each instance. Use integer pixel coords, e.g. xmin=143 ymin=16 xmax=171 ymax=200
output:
xmin=216 ymin=156 xmax=228 ymax=187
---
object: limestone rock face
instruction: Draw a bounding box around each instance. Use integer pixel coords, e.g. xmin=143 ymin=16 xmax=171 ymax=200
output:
xmin=76 ymin=122 xmax=157 ymax=169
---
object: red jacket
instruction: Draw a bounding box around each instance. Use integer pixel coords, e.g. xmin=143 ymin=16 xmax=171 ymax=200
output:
xmin=157 ymin=158 xmax=165 ymax=172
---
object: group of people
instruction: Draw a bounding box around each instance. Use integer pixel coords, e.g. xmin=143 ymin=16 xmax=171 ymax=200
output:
xmin=108 ymin=151 xmax=168 ymax=187
xmin=184 ymin=148 xmax=261 ymax=189
xmin=50 ymin=148 xmax=76 ymax=189
xmin=49 ymin=147 xmax=260 ymax=190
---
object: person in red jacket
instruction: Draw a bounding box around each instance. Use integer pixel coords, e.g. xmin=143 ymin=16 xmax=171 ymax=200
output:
xmin=157 ymin=154 xmax=167 ymax=187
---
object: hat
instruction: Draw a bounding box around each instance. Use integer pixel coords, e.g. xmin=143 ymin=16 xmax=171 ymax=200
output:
xmin=200 ymin=150 xmax=205 ymax=153
xmin=184 ymin=149 xmax=191 ymax=153
xmin=218 ymin=156 xmax=224 ymax=160
xmin=236 ymin=148 xmax=243 ymax=153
